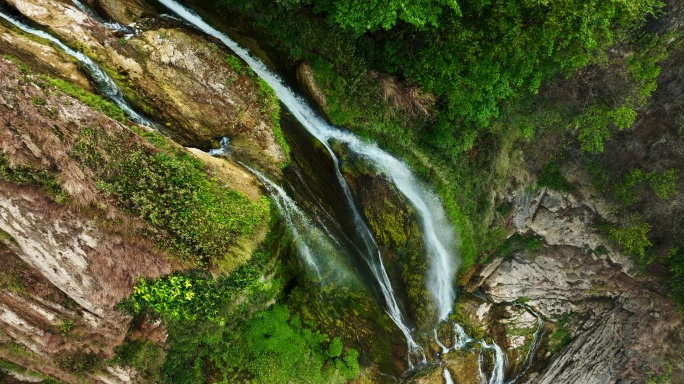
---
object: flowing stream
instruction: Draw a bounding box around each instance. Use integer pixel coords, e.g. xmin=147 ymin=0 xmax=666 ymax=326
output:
xmin=0 ymin=9 xmax=154 ymax=128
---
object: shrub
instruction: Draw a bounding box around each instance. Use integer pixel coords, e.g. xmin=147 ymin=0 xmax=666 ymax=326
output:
xmin=537 ymin=160 xmax=571 ymax=192
xmin=223 ymin=54 xmax=244 ymax=75
xmin=110 ymin=339 xmax=163 ymax=382
xmin=59 ymin=319 xmax=72 ymax=336
xmin=54 ymin=351 xmax=101 ymax=374
xmin=608 ymin=221 xmax=652 ymax=260
xmin=649 ymin=169 xmax=678 ymax=200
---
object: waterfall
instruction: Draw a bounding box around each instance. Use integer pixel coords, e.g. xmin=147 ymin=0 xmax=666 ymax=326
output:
xmin=506 ymin=305 xmax=544 ymax=384
xmin=155 ymin=0 xmax=441 ymax=367
xmin=434 ymin=329 xmax=449 ymax=354
xmin=479 ymin=340 xmax=507 ymax=384
xmin=0 ymin=8 xmax=144 ymax=126
xmin=453 ymin=322 xmax=474 ymax=350
xmin=0 ymin=9 xmax=154 ymax=128
xmin=241 ymin=164 xmax=325 ymax=279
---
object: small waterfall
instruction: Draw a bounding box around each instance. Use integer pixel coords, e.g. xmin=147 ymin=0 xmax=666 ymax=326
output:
xmin=156 ymin=0 xmax=432 ymax=368
xmin=506 ymin=304 xmax=544 ymax=384
xmin=242 ymin=164 xmax=324 ymax=279
xmin=453 ymin=322 xmax=473 ymax=350
xmin=443 ymin=368 xmax=455 ymax=384
xmin=70 ymin=0 xmax=133 ymax=33
xmin=479 ymin=340 xmax=507 ymax=384
xmin=208 ymin=137 xmax=229 ymax=155
xmin=0 ymin=9 xmax=154 ymax=128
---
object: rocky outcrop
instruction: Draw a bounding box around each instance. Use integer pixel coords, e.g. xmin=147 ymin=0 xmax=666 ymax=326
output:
xmin=461 ymin=187 xmax=684 ymax=383
xmin=296 ymin=61 xmax=329 ymax=112
xmin=0 ymin=23 xmax=92 ymax=91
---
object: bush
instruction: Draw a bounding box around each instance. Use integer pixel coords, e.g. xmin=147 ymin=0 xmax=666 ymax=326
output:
xmin=608 ymin=221 xmax=652 ymax=260
xmin=110 ymin=339 xmax=163 ymax=382
xmin=537 ymin=160 xmax=571 ymax=192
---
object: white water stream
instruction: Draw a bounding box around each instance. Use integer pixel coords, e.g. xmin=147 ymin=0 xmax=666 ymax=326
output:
xmin=0 ymin=10 xmax=154 ymax=128
xmin=70 ymin=0 xmax=132 ymax=33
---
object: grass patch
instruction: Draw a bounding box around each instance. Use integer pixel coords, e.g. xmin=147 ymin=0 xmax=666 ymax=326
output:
xmin=0 ymin=152 xmax=67 ymax=203
xmin=256 ymin=78 xmax=290 ymax=167
xmin=38 ymin=75 xmax=126 ymax=122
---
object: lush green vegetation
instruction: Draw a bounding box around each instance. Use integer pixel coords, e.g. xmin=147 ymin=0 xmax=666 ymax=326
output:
xmin=71 ymin=126 xmax=269 ymax=265
xmin=127 ymin=263 xmax=268 ymax=324
xmin=608 ymin=221 xmax=653 ymax=260
xmin=109 ymin=338 xmax=164 ymax=383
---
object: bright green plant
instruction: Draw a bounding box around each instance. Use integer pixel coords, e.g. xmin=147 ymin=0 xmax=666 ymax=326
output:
xmin=608 ymin=221 xmax=652 ymax=260
xmin=649 ymin=169 xmax=678 ymax=200
xmin=59 ymin=319 xmax=73 ymax=336
xmin=223 ymin=54 xmax=245 ymax=75
xmin=577 ymin=104 xmax=637 ymax=153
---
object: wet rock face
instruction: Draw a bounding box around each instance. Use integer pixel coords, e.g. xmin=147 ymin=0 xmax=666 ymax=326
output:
xmin=6 ymin=0 xmax=286 ymax=177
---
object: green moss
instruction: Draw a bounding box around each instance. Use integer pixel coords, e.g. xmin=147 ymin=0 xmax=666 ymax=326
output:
xmin=256 ymin=78 xmax=291 ymax=167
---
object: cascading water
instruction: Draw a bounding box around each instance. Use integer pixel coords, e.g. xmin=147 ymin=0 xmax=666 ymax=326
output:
xmin=443 ymin=368 xmax=455 ymax=384
xmin=0 ymin=9 xmax=154 ymax=128
xmin=479 ymin=340 xmax=507 ymax=384
xmin=70 ymin=0 xmax=133 ymax=33
xmin=155 ymin=0 xmax=446 ymax=368
xmin=453 ymin=322 xmax=474 ymax=350
xmin=435 ymin=329 xmax=449 ymax=354
xmin=241 ymin=164 xmax=327 ymax=280
xmin=505 ymin=305 xmax=544 ymax=384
